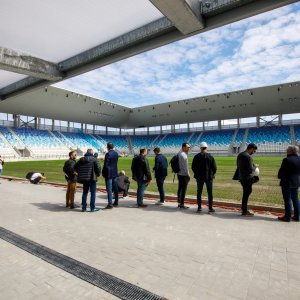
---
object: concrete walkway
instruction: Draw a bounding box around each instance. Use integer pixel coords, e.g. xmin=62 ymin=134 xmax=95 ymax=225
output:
xmin=0 ymin=179 xmax=300 ymax=300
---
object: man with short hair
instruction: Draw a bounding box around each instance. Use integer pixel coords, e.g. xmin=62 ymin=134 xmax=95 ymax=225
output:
xmin=63 ymin=151 xmax=78 ymax=209
xmin=192 ymin=142 xmax=217 ymax=213
xmin=278 ymin=145 xmax=300 ymax=222
xmin=237 ymin=143 xmax=258 ymax=216
xmin=75 ymin=149 xmax=101 ymax=212
xmin=177 ymin=142 xmax=191 ymax=209
xmin=131 ymin=148 xmax=152 ymax=208
xmin=30 ymin=172 xmax=46 ymax=184
xmin=153 ymin=147 xmax=168 ymax=205
xmin=102 ymin=142 xmax=119 ymax=209
xmin=116 ymin=170 xmax=130 ymax=197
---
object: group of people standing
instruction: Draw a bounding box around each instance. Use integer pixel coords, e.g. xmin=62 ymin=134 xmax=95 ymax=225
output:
xmin=62 ymin=141 xmax=300 ymax=222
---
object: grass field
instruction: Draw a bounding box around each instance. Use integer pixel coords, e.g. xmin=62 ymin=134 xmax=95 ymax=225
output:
xmin=2 ymin=156 xmax=285 ymax=206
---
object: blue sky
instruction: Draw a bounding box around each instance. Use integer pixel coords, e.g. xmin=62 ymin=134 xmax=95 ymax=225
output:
xmin=55 ymin=2 xmax=300 ymax=108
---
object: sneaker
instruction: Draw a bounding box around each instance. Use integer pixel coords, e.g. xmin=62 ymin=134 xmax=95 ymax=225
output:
xmin=113 ymin=203 xmax=119 ymax=207
xmin=278 ymin=216 xmax=290 ymax=222
xmin=70 ymin=204 xmax=80 ymax=209
xmin=196 ymin=207 xmax=202 ymax=213
xmin=137 ymin=204 xmax=148 ymax=208
xmin=241 ymin=211 xmax=254 ymax=217
xmin=81 ymin=208 xmax=86 ymax=212
xmin=66 ymin=204 xmax=70 ymax=208
xmin=91 ymin=208 xmax=101 ymax=212
xmin=208 ymin=208 xmax=215 ymax=213
xmin=155 ymin=201 xmax=164 ymax=205
xmin=179 ymin=205 xmax=189 ymax=209
xmin=103 ymin=205 xmax=113 ymax=210
xmin=292 ymin=216 xmax=299 ymax=222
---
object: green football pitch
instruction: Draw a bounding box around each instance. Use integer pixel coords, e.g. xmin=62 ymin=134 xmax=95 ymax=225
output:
xmin=3 ymin=156 xmax=285 ymax=206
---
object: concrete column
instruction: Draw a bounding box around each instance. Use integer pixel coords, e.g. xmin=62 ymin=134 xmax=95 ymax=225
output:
xmin=237 ymin=118 xmax=240 ymax=129
xmin=52 ymin=119 xmax=55 ymax=131
xmin=34 ymin=117 xmax=38 ymax=129
xmin=105 ymin=127 xmax=108 ymax=135
xmin=203 ymin=122 xmax=205 ymax=131
xmin=119 ymin=128 xmax=121 ymax=135
xmin=256 ymin=117 xmax=260 ymax=128
xmin=278 ymin=114 xmax=283 ymax=126
xmin=147 ymin=127 xmax=149 ymax=135
xmin=187 ymin=123 xmax=190 ymax=132
xmin=160 ymin=126 xmax=162 ymax=134
xmin=93 ymin=125 xmax=95 ymax=134
xmin=133 ymin=128 xmax=136 ymax=135
xmin=67 ymin=121 xmax=70 ymax=132
xmin=171 ymin=125 xmax=175 ymax=133
xmin=218 ymin=120 xmax=221 ymax=130
xmin=81 ymin=123 xmax=84 ymax=132
xmin=13 ymin=115 xmax=18 ymax=128
xmin=84 ymin=124 xmax=87 ymax=133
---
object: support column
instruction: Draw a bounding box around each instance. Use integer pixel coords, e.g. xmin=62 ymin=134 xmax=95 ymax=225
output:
xmin=203 ymin=122 xmax=205 ymax=131
xmin=67 ymin=121 xmax=70 ymax=132
xmin=187 ymin=123 xmax=190 ymax=132
xmin=81 ymin=123 xmax=84 ymax=132
xmin=105 ymin=127 xmax=108 ymax=135
xmin=133 ymin=128 xmax=136 ymax=135
xmin=218 ymin=120 xmax=221 ymax=130
xmin=256 ymin=116 xmax=260 ymax=128
xmin=34 ymin=117 xmax=38 ymax=129
xmin=119 ymin=128 xmax=121 ymax=135
xmin=147 ymin=127 xmax=149 ymax=135
xmin=237 ymin=118 xmax=240 ymax=129
xmin=160 ymin=126 xmax=162 ymax=134
xmin=52 ymin=119 xmax=55 ymax=131
xmin=93 ymin=125 xmax=95 ymax=134
xmin=171 ymin=124 xmax=175 ymax=133
xmin=84 ymin=124 xmax=87 ymax=133
xmin=278 ymin=114 xmax=283 ymax=126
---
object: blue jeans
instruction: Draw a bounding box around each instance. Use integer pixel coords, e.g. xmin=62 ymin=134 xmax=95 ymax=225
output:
xmin=0 ymin=169 xmax=3 ymax=176
xmin=156 ymin=177 xmax=165 ymax=202
xmin=282 ymin=187 xmax=299 ymax=220
xmin=137 ymin=180 xmax=148 ymax=206
xmin=197 ymin=179 xmax=213 ymax=209
xmin=105 ymin=178 xmax=119 ymax=206
xmin=82 ymin=181 xmax=97 ymax=210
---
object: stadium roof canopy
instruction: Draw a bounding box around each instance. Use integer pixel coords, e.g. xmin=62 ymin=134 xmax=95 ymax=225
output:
xmin=0 ymin=0 xmax=297 ymax=101
xmin=0 ymin=81 xmax=299 ymax=128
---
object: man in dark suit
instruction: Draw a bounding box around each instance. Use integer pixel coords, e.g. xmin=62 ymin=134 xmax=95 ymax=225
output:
xmin=237 ymin=143 xmax=258 ymax=216
xmin=192 ymin=142 xmax=217 ymax=213
xmin=102 ymin=142 xmax=119 ymax=209
xmin=153 ymin=147 xmax=168 ymax=205
xmin=75 ymin=149 xmax=101 ymax=212
xmin=131 ymin=148 xmax=152 ymax=208
xmin=278 ymin=145 xmax=300 ymax=222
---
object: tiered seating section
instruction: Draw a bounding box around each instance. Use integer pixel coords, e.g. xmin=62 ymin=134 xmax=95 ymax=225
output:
xmin=246 ymin=126 xmax=291 ymax=153
xmin=0 ymin=125 xmax=296 ymax=159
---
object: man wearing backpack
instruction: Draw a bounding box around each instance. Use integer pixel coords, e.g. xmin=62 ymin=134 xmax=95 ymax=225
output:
xmin=63 ymin=151 xmax=78 ymax=209
xmin=177 ymin=142 xmax=191 ymax=209
xmin=153 ymin=147 xmax=168 ymax=205
xmin=74 ymin=149 xmax=101 ymax=212
xmin=192 ymin=142 xmax=217 ymax=213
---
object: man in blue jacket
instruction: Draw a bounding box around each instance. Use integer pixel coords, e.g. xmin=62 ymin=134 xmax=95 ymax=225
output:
xmin=153 ymin=147 xmax=168 ymax=205
xmin=102 ymin=142 xmax=119 ymax=209
xmin=75 ymin=149 xmax=101 ymax=212
xmin=278 ymin=145 xmax=300 ymax=222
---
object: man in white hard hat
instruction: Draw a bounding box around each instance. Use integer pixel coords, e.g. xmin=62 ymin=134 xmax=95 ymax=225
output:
xmin=192 ymin=142 xmax=217 ymax=213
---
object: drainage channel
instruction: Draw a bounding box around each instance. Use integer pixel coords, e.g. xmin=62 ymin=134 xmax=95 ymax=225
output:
xmin=0 ymin=227 xmax=167 ymax=300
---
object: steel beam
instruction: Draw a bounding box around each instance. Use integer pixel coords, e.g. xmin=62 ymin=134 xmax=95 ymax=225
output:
xmin=0 ymin=47 xmax=63 ymax=81
xmin=149 ymin=0 xmax=204 ymax=34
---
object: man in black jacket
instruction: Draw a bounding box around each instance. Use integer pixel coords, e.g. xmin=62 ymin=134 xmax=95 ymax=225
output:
xmin=192 ymin=142 xmax=217 ymax=213
xmin=153 ymin=147 xmax=168 ymax=205
xmin=75 ymin=149 xmax=101 ymax=212
xmin=63 ymin=151 xmax=77 ymax=209
xmin=278 ymin=145 xmax=300 ymax=222
xmin=237 ymin=143 xmax=258 ymax=216
xmin=131 ymin=148 xmax=152 ymax=208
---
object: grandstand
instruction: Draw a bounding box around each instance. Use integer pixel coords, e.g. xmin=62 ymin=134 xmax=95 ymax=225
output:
xmin=0 ymin=122 xmax=299 ymax=160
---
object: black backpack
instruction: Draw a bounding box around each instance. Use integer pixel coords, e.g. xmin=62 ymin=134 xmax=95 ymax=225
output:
xmin=170 ymin=154 xmax=180 ymax=174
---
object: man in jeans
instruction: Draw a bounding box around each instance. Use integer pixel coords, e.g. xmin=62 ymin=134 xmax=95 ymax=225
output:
xmin=153 ymin=147 xmax=168 ymax=205
xmin=75 ymin=149 xmax=101 ymax=212
xmin=131 ymin=148 xmax=152 ymax=208
xmin=177 ymin=142 xmax=191 ymax=209
xmin=102 ymin=142 xmax=119 ymax=209
xmin=63 ymin=151 xmax=78 ymax=209
xmin=237 ymin=143 xmax=258 ymax=216
xmin=278 ymin=145 xmax=300 ymax=222
xmin=192 ymin=142 xmax=217 ymax=213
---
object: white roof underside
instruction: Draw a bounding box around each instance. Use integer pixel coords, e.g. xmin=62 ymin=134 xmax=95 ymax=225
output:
xmin=0 ymin=0 xmax=163 ymax=88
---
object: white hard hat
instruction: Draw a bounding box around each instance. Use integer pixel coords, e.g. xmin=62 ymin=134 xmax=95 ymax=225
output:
xmin=253 ymin=167 xmax=260 ymax=176
xmin=200 ymin=142 xmax=208 ymax=148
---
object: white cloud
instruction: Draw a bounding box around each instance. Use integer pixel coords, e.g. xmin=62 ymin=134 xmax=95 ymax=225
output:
xmin=55 ymin=3 xmax=300 ymax=107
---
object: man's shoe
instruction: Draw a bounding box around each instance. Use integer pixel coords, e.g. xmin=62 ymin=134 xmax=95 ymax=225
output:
xmin=66 ymin=204 xmax=70 ymax=208
xmin=179 ymin=205 xmax=189 ymax=209
xmin=138 ymin=204 xmax=148 ymax=208
xmin=196 ymin=207 xmax=202 ymax=213
xmin=113 ymin=203 xmax=118 ymax=207
xmin=292 ymin=216 xmax=299 ymax=222
xmin=103 ymin=205 xmax=113 ymax=210
xmin=155 ymin=201 xmax=164 ymax=205
xmin=81 ymin=208 xmax=86 ymax=212
xmin=241 ymin=211 xmax=254 ymax=217
xmin=278 ymin=216 xmax=290 ymax=222
xmin=91 ymin=208 xmax=101 ymax=212
xmin=208 ymin=208 xmax=215 ymax=213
